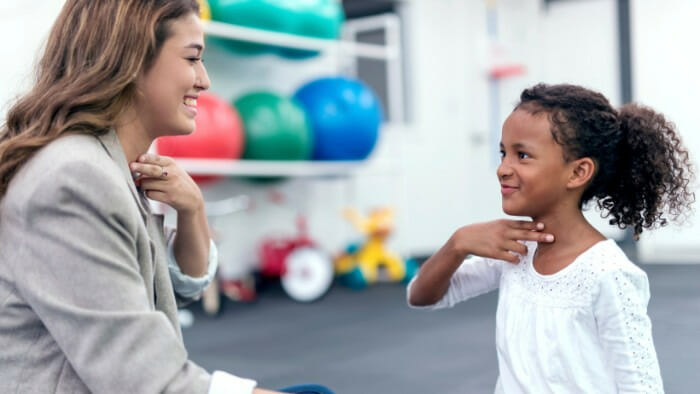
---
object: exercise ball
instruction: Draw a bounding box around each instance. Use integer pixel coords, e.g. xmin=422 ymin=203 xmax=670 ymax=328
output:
xmin=209 ymin=0 xmax=344 ymax=58
xmin=234 ymin=92 xmax=313 ymax=161
xmin=293 ymin=76 xmax=383 ymax=160
xmin=198 ymin=0 xmax=211 ymax=21
xmin=278 ymin=0 xmax=345 ymax=59
xmin=156 ymin=92 xmax=244 ymax=183
xmin=209 ymin=0 xmax=296 ymax=55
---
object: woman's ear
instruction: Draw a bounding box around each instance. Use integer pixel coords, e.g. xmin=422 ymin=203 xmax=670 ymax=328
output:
xmin=567 ymin=157 xmax=596 ymax=190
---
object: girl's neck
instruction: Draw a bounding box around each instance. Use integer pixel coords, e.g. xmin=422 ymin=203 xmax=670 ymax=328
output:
xmin=532 ymin=207 xmax=606 ymax=257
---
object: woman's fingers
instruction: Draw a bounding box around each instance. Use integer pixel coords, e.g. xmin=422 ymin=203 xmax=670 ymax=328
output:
xmin=138 ymin=153 xmax=172 ymax=167
xmin=144 ymin=190 xmax=169 ymax=204
xmin=139 ymin=179 xmax=167 ymax=191
xmin=130 ymin=162 xmax=163 ymax=178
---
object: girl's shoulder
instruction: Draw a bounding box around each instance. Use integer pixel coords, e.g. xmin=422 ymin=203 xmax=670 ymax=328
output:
xmin=587 ymin=239 xmax=647 ymax=279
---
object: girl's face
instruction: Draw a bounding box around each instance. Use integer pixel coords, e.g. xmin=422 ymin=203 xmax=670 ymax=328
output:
xmin=497 ymin=109 xmax=572 ymax=218
xmin=136 ymin=12 xmax=210 ymax=138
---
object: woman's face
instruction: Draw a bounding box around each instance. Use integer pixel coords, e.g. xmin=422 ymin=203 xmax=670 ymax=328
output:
xmin=136 ymin=12 xmax=210 ymax=138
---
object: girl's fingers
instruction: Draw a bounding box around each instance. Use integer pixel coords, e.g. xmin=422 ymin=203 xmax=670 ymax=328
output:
xmin=509 ymin=228 xmax=554 ymax=243
xmin=504 ymin=240 xmax=528 ymax=256
xmin=525 ymin=230 xmax=554 ymax=243
xmin=511 ymin=220 xmax=544 ymax=231
xmin=497 ymin=250 xmax=520 ymax=264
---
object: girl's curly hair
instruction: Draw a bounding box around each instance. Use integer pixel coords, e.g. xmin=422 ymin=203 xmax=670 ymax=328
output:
xmin=516 ymin=83 xmax=695 ymax=238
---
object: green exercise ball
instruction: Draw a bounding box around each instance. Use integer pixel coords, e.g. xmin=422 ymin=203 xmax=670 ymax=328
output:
xmin=234 ymin=92 xmax=313 ymax=161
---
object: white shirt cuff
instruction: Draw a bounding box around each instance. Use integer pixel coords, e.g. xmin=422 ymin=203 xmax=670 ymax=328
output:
xmin=208 ymin=371 xmax=257 ymax=394
xmin=167 ymin=238 xmax=219 ymax=299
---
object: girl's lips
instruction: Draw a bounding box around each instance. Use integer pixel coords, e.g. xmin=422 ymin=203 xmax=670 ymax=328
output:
xmin=501 ymin=185 xmax=518 ymax=196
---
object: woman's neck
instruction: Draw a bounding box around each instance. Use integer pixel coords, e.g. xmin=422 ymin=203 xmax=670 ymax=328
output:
xmin=114 ymin=111 xmax=154 ymax=164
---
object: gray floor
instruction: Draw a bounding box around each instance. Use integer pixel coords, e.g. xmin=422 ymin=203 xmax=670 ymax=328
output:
xmin=183 ymin=265 xmax=700 ymax=393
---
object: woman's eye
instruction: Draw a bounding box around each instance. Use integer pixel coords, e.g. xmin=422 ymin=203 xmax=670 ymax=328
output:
xmin=518 ymin=152 xmax=530 ymax=159
xmin=187 ymin=57 xmax=202 ymax=63
xmin=499 ymin=150 xmax=505 ymax=159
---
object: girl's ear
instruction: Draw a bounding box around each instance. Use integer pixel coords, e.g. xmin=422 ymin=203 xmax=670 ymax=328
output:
xmin=567 ymin=157 xmax=596 ymax=190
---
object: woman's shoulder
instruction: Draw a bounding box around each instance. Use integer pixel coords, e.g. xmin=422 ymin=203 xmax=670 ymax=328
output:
xmin=34 ymin=133 xmax=108 ymax=167
xmin=4 ymin=133 xmax=127 ymax=206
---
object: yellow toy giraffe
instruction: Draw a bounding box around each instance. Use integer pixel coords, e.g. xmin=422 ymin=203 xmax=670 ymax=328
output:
xmin=336 ymin=207 xmax=416 ymax=288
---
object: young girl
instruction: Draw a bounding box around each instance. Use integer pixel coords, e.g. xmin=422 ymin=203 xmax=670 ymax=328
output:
xmin=408 ymin=83 xmax=694 ymax=393
xmin=0 ymin=1 xmax=330 ymax=393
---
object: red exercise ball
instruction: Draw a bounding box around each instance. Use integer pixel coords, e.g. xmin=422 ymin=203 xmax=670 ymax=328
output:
xmin=156 ymin=92 xmax=244 ymax=183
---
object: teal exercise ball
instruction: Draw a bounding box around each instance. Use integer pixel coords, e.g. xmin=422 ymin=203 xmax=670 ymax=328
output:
xmin=208 ymin=0 xmax=344 ymax=58
xmin=234 ymin=92 xmax=313 ymax=160
xmin=278 ymin=0 xmax=345 ymax=59
xmin=209 ymin=0 xmax=296 ymax=55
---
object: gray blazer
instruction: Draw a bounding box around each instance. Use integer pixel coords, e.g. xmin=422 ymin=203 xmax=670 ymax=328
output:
xmin=0 ymin=130 xmax=211 ymax=393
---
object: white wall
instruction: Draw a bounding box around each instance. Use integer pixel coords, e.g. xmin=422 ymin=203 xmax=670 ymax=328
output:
xmin=0 ymin=0 xmax=64 ymax=115
xmin=632 ymin=0 xmax=700 ymax=263
xmin=7 ymin=0 xmax=695 ymax=272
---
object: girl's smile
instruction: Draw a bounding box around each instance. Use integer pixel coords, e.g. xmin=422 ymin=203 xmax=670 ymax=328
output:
xmin=498 ymin=109 xmax=570 ymax=219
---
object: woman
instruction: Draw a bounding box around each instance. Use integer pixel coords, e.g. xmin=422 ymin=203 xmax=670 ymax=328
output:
xmin=0 ymin=1 xmax=331 ymax=393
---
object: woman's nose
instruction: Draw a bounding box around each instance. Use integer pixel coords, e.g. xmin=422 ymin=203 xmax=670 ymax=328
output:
xmin=196 ymin=64 xmax=211 ymax=91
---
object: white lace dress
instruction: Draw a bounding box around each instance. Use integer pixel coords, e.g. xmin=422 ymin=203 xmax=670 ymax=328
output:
xmin=408 ymin=239 xmax=664 ymax=393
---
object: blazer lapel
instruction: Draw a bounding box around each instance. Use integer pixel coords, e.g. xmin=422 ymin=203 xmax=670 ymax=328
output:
xmin=95 ymin=129 xmax=149 ymax=222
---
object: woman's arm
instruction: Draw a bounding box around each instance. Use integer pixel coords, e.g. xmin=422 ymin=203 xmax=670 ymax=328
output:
xmin=172 ymin=204 xmax=210 ymax=277
xmin=132 ymin=153 xmax=210 ymax=277
xmin=15 ymin=160 xmax=217 ymax=393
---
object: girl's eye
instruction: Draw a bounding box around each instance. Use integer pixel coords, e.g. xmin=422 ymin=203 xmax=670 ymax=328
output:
xmin=187 ymin=57 xmax=202 ymax=63
xmin=518 ymin=152 xmax=530 ymax=159
xmin=499 ymin=150 xmax=505 ymax=159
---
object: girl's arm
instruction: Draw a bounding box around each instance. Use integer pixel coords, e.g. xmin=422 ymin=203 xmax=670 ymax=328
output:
xmin=409 ymin=220 xmax=553 ymax=306
xmin=594 ymin=268 xmax=664 ymax=393
xmin=408 ymin=232 xmax=469 ymax=306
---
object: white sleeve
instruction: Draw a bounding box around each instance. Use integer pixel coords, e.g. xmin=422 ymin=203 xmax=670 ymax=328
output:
xmin=593 ymin=268 xmax=664 ymax=393
xmin=407 ymin=256 xmax=503 ymax=310
xmin=168 ymin=237 xmax=219 ymax=300
xmin=208 ymin=371 xmax=257 ymax=394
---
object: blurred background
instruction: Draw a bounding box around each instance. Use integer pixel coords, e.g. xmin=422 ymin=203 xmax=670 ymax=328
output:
xmin=2 ymin=0 xmax=699 ymax=392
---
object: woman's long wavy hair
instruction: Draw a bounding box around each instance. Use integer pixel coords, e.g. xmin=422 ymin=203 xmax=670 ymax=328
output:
xmin=0 ymin=0 xmax=199 ymax=198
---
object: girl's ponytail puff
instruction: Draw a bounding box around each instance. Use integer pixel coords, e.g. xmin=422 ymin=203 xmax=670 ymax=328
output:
xmin=602 ymin=104 xmax=695 ymax=238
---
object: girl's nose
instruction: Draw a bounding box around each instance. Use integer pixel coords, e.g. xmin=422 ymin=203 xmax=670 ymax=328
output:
xmin=497 ymin=160 xmax=513 ymax=179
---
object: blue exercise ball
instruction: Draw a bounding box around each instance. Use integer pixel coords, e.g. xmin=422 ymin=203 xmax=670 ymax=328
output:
xmin=293 ymin=76 xmax=383 ymax=161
